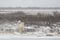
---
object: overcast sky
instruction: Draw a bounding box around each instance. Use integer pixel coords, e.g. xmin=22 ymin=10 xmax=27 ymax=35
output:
xmin=0 ymin=0 xmax=60 ymax=7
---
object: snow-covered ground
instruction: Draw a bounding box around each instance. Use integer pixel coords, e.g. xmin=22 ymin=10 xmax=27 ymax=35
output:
xmin=0 ymin=22 xmax=60 ymax=40
xmin=0 ymin=33 xmax=59 ymax=40
xmin=0 ymin=33 xmax=60 ymax=40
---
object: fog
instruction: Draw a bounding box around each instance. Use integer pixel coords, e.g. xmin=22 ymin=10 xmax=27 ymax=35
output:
xmin=0 ymin=0 xmax=60 ymax=7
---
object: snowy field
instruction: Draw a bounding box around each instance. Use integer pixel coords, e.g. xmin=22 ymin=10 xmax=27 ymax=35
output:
xmin=0 ymin=21 xmax=60 ymax=40
xmin=0 ymin=33 xmax=60 ymax=40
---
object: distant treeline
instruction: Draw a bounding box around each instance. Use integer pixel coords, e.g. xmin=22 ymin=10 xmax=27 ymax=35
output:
xmin=0 ymin=11 xmax=60 ymax=24
xmin=0 ymin=7 xmax=60 ymax=9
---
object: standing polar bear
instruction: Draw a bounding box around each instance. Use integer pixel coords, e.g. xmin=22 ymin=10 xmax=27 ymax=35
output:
xmin=17 ymin=20 xmax=25 ymax=33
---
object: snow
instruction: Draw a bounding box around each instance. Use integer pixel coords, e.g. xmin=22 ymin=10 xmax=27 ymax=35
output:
xmin=0 ymin=32 xmax=60 ymax=40
xmin=0 ymin=22 xmax=60 ymax=40
xmin=0 ymin=33 xmax=60 ymax=38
